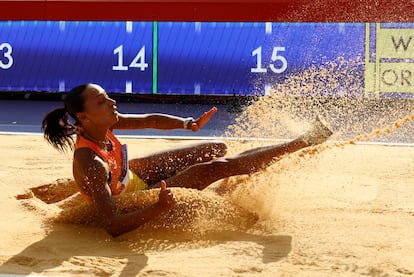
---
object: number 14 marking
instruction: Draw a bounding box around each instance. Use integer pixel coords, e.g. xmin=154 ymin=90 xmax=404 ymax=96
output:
xmin=113 ymin=45 xmax=149 ymax=71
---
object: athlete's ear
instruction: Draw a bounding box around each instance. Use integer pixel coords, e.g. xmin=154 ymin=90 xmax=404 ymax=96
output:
xmin=76 ymin=112 xmax=89 ymax=123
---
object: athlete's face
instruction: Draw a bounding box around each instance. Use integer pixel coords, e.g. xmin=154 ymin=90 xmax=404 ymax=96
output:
xmin=78 ymin=84 xmax=119 ymax=128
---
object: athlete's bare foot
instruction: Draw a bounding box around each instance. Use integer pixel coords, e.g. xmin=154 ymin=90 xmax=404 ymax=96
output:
xmin=300 ymin=115 xmax=333 ymax=145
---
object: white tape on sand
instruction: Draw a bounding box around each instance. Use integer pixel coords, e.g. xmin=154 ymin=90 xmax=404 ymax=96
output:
xmin=0 ymin=131 xmax=413 ymax=147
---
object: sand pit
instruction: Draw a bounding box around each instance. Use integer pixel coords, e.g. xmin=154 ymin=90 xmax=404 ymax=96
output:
xmin=1 ymin=120 xmax=414 ymax=276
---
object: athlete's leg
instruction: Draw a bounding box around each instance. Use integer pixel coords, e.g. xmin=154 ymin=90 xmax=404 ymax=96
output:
xmin=151 ymin=115 xmax=333 ymax=190
xmin=152 ymin=137 xmax=308 ymax=190
xmin=129 ymin=141 xmax=227 ymax=184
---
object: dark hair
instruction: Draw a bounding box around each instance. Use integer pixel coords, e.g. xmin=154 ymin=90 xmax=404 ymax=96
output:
xmin=42 ymin=84 xmax=89 ymax=151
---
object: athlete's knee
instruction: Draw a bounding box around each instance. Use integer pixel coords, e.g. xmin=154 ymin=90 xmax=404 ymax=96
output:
xmin=200 ymin=157 xmax=255 ymax=180
xmin=223 ymin=156 xmax=261 ymax=175
xmin=209 ymin=141 xmax=227 ymax=157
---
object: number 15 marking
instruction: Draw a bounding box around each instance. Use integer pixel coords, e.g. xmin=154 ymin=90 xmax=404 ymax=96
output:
xmin=251 ymin=46 xmax=287 ymax=74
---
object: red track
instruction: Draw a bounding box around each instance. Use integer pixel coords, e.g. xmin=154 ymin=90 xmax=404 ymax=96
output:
xmin=1 ymin=0 xmax=414 ymax=22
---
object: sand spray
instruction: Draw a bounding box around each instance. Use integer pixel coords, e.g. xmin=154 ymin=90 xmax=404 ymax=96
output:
xmin=17 ymin=57 xmax=414 ymax=236
xmin=219 ymin=57 xmax=414 ymax=232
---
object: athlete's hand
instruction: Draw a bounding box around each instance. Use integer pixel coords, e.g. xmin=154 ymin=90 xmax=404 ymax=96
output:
xmin=157 ymin=180 xmax=176 ymax=211
xmin=189 ymin=107 xmax=217 ymax=132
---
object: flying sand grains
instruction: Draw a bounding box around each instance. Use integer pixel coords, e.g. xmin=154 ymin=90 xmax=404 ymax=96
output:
xmin=16 ymin=57 xmax=414 ymax=236
xmin=51 ymin=187 xmax=259 ymax=235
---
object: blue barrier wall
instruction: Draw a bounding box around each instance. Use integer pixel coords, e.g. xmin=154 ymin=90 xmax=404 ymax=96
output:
xmin=1 ymin=22 xmax=413 ymax=97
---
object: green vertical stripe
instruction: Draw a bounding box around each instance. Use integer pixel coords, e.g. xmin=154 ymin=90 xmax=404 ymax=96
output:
xmin=152 ymin=21 xmax=158 ymax=94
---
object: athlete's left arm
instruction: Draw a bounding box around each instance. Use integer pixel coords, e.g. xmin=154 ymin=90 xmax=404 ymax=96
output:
xmin=112 ymin=106 xmax=217 ymax=132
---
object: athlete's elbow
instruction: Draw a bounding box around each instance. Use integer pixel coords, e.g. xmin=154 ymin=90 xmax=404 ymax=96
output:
xmin=103 ymin=217 xmax=145 ymax=237
xmin=102 ymin=216 xmax=128 ymax=237
xmin=104 ymin=221 xmax=125 ymax=237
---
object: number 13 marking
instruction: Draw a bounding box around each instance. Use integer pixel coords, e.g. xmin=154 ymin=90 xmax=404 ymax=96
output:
xmin=0 ymin=43 xmax=13 ymax=70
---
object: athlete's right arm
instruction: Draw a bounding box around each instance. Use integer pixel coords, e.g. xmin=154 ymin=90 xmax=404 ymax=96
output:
xmin=73 ymin=148 xmax=176 ymax=237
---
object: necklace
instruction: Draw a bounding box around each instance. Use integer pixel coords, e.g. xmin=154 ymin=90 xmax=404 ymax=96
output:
xmin=82 ymin=132 xmax=113 ymax=151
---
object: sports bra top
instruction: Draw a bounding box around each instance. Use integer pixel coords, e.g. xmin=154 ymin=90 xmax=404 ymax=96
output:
xmin=74 ymin=130 xmax=130 ymax=200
